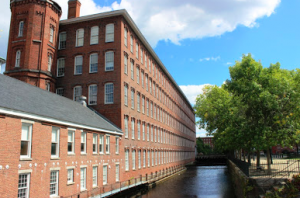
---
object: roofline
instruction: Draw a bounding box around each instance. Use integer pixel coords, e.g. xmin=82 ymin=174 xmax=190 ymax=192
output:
xmin=0 ymin=107 xmax=123 ymax=136
xmin=60 ymin=9 xmax=194 ymax=112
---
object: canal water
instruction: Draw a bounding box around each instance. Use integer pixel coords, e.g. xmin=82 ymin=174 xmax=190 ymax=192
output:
xmin=127 ymin=166 xmax=236 ymax=198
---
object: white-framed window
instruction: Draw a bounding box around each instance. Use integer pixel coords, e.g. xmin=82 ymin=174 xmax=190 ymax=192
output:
xmin=155 ymin=151 xmax=157 ymax=165
xmin=124 ymin=84 xmax=128 ymax=106
xmin=80 ymin=168 xmax=86 ymax=191
xmin=124 ymin=116 xmax=129 ymax=138
xmin=152 ymin=151 xmax=154 ymax=166
xmin=158 ymin=151 xmax=160 ymax=164
xmin=105 ymin=51 xmax=114 ymax=71
xmin=136 ymin=67 xmax=140 ymax=84
xmin=73 ymin=86 xmax=82 ymax=101
xmin=81 ymin=132 xmax=86 ymax=154
xmin=143 ymin=150 xmax=146 ymax=168
xmin=105 ymin=83 xmax=114 ymax=104
xmin=137 ymin=121 xmax=141 ymax=140
xmin=99 ymin=135 xmax=104 ymax=154
xmin=140 ymin=49 xmax=143 ymax=64
xmin=103 ymin=165 xmax=108 ymax=184
xmin=93 ymin=166 xmax=98 ymax=187
xmin=93 ymin=134 xmax=98 ymax=154
xmin=46 ymin=82 xmax=50 ymax=92
xmin=76 ymin=29 xmax=84 ymax=47
xmin=131 ymin=118 xmax=135 ymax=139
xmin=89 ymin=84 xmax=97 ymax=105
xmin=105 ymin=23 xmax=114 ymax=42
xmin=67 ymin=169 xmax=74 ymax=184
xmin=20 ymin=123 xmax=32 ymax=159
xmin=115 ymin=137 xmax=119 ymax=154
xmin=18 ymin=173 xmax=30 ymax=198
xmin=68 ymin=130 xmax=75 ymax=154
xmin=147 ymin=124 xmax=149 ymax=141
xmin=90 ymin=26 xmax=99 ymax=45
xmin=138 ymin=150 xmax=141 ymax=169
xmin=57 ymin=58 xmax=65 ymax=77
xmin=125 ymin=150 xmax=129 ymax=171
xmin=136 ymin=43 xmax=139 ymax=59
xmin=149 ymin=59 xmax=151 ymax=73
xmin=18 ymin=21 xmax=24 ymax=37
xmin=146 ymin=99 xmax=149 ymax=116
xmin=50 ymin=171 xmax=59 ymax=196
xmin=149 ymin=80 xmax=152 ymax=94
xmin=130 ymin=61 xmax=134 ymax=80
xmin=124 ymin=27 xmax=128 ymax=46
xmin=51 ymin=127 xmax=59 ymax=158
xmin=145 ymin=75 xmax=148 ymax=91
xmin=147 ymin=150 xmax=150 ymax=167
xmin=137 ymin=93 xmax=140 ymax=112
xmin=124 ymin=54 xmax=128 ymax=74
xmin=150 ymin=102 xmax=153 ymax=118
xmin=151 ymin=125 xmax=153 ymax=142
xmin=132 ymin=150 xmax=136 ymax=170
xmin=145 ymin=54 xmax=147 ymax=68
xmin=106 ymin=136 xmax=110 ymax=154
xmin=141 ymin=71 xmax=144 ymax=87
xmin=130 ymin=35 xmax=133 ymax=53
xmin=90 ymin=53 xmax=98 ymax=73
xmin=50 ymin=26 xmax=54 ymax=43
xmin=58 ymin=32 xmax=66 ymax=49
xmin=74 ymin=55 xmax=83 ymax=74
xmin=116 ymin=164 xmax=120 ymax=182
xmin=15 ymin=50 xmax=21 ymax=68
xmin=131 ymin=89 xmax=135 ymax=109
xmin=56 ymin=88 xmax=64 ymax=96
xmin=48 ymin=54 xmax=52 ymax=72
xmin=142 ymin=96 xmax=145 ymax=114
xmin=142 ymin=122 xmax=145 ymax=140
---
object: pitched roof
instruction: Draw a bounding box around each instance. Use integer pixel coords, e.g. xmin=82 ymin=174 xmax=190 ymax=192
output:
xmin=0 ymin=74 xmax=123 ymax=134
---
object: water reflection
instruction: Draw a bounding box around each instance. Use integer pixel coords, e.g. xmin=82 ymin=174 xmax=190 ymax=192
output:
xmin=129 ymin=166 xmax=235 ymax=198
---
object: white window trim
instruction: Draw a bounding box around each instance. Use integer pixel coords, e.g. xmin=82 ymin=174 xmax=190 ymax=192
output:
xmin=20 ymin=122 xmax=32 ymax=160
xmin=89 ymin=53 xmax=98 ymax=73
xmin=18 ymin=173 xmax=30 ymax=198
xmin=88 ymin=84 xmax=98 ymax=105
xmin=104 ymin=83 xmax=114 ymax=104
xmin=51 ymin=127 xmax=60 ymax=159
xmin=68 ymin=130 xmax=75 ymax=154
xmin=76 ymin=28 xmax=84 ymax=47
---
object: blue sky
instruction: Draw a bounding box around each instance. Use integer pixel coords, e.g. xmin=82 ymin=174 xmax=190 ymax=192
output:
xmin=1 ymin=0 xmax=299 ymax=137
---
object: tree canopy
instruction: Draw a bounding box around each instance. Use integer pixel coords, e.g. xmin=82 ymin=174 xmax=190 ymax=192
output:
xmin=194 ymin=54 xmax=300 ymax=156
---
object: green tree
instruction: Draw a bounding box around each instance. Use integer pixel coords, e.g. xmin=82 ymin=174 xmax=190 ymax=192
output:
xmin=195 ymin=54 xmax=300 ymax=174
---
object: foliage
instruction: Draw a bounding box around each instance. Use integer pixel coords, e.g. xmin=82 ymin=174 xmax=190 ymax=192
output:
xmin=264 ymin=175 xmax=300 ymax=198
xmin=194 ymin=54 xmax=300 ymax=171
xmin=196 ymin=137 xmax=214 ymax=155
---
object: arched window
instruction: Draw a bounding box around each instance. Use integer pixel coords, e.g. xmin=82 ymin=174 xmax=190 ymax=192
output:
xmin=105 ymin=51 xmax=114 ymax=71
xmin=48 ymin=54 xmax=52 ymax=72
xmin=89 ymin=53 xmax=98 ymax=73
xmin=15 ymin=50 xmax=21 ymax=67
xmin=105 ymin=23 xmax=114 ymax=42
xmin=90 ymin=26 xmax=99 ymax=45
xmin=76 ymin=29 xmax=84 ymax=47
xmin=105 ymin=83 xmax=114 ymax=104
xmin=18 ymin=21 xmax=24 ymax=37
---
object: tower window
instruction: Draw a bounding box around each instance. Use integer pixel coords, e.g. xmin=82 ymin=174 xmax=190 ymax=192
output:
xmin=48 ymin=54 xmax=52 ymax=72
xmin=49 ymin=26 xmax=54 ymax=43
xmin=18 ymin=21 xmax=24 ymax=37
xmin=15 ymin=50 xmax=21 ymax=68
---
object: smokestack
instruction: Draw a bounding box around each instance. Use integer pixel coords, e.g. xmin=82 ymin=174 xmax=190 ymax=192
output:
xmin=68 ymin=0 xmax=81 ymax=19
xmin=79 ymin=96 xmax=87 ymax=107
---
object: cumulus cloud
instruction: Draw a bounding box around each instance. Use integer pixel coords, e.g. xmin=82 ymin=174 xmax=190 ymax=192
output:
xmin=196 ymin=128 xmax=209 ymax=137
xmin=199 ymin=56 xmax=220 ymax=62
xmin=0 ymin=0 xmax=280 ymax=58
xmin=179 ymin=84 xmax=211 ymax=105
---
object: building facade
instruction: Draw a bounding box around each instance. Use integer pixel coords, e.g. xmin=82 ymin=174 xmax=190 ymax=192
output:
xmin=3 ymin=0 xmax=196 ymax=197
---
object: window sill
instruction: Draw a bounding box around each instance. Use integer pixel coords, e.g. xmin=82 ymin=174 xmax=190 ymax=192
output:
xmin=67 ymin=153 xmax=75 ymax=156
xmin=67 ymin=182 xmax=75 ymax=186
xmin=20 ymin=158 xmax=32 ymax=161
xmin=93 ymin=153 xmax=98 ymax=155
xmin=106 ymin=153 xmax=110 ymax=155
xmin=99 ymin=153 xmax=104 ymax=155
xmin=89 ymin=71 xmax=98 ymax=74
xmin=51 ymin=157 xmax=60 ymax=160
xmin=50 ymin=195 xmax=60 ymax=198
xmin=80 ymin=189 xmax=87 ymax=193
xmin=74 ymin=73 xmax=82 ymax=76
xmin=81 ymin=153 xmax=87 ymax=156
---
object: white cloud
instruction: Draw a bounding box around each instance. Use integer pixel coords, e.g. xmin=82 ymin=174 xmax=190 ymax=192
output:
xmin=196 ymin=128 xmax=209 ymax=137
xmin=179 ymin=84 xmax=211 ymax=105
xmin=0 ymin=0 xmax=281 ymax=57
xmin=226 ymin=62 xmax=232 ymax=65
xmin=199 ymin=56 xmax=220 ymax=62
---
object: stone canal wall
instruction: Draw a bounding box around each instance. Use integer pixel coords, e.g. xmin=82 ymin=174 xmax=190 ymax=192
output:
xmin=227 ymin=160 xmax=256 ymax=198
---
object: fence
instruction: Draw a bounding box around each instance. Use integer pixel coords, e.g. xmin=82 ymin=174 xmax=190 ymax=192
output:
xmin=62 ymin=166 xmax=186 ymax=198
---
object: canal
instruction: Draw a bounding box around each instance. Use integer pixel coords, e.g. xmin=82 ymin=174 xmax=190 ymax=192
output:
xmin=126 ymin=165 xmax=236 ymax=198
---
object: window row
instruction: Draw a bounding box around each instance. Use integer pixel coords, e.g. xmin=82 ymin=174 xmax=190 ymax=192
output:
xmin=58 ymin=23 xmax=114 ymax=49
xmin=123 ymin=116 xmax=194 ymax=148
xmin=20 ymin=122 xmax=120 ymax=160
xmin=18 ymin=164 xmax=120 ymax=198
xmin=124 ymin=149 xmax=194 ymax=171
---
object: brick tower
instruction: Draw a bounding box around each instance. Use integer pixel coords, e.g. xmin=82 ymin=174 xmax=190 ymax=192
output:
xmin=5 ymin=0 xmax=62 ymax=92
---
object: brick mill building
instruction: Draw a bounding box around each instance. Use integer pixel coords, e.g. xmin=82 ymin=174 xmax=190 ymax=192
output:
xmin=2 ymin=0 xmax=196 ymax=197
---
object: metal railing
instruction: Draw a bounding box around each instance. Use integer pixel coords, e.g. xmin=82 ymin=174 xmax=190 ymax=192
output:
xmin=62 ymin=166 xmax=186 ymax=198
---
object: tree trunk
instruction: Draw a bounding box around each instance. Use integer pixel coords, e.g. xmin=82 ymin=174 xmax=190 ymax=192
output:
xmin=248 ymin=152 xmax=251 ymax=164
xmin=243 ymin=150 xmax=246 ymax=161
xmin=296 ymin=143 xmax=299 ymax=157
xmin=266 ymin=149 xmax=272 ymax=175
xmin=256 ymin=152 xmax=260 ymax=168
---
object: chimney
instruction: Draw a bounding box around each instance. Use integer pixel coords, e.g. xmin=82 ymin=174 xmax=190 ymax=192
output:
xmin=68 ymin=0 xmax=81 ymax=19
xmin=79 ymin=96 xmax=87 ymax=107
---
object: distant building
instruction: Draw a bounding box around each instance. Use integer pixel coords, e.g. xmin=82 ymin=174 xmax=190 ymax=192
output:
xmin=0 ymin=57 xmax=5 ymax=72
xmin=201 ymin=137 xmax=214 ymax=148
